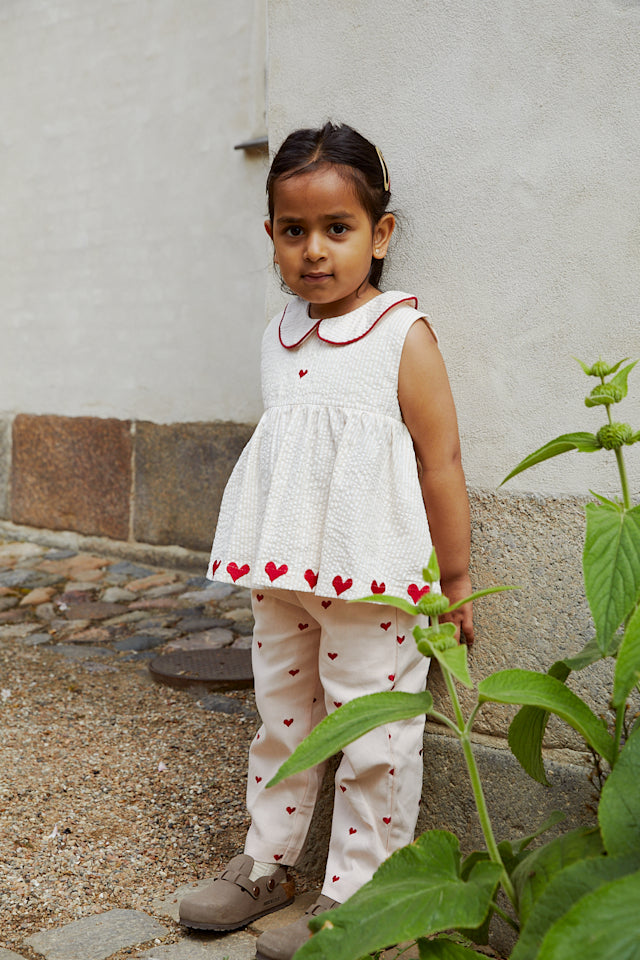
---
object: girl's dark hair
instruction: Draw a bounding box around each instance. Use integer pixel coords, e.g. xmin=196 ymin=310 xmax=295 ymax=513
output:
xmin=267 ymin=121 xmax=392 ymax=288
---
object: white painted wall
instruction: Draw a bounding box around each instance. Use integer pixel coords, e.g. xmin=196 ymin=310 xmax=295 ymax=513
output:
xmin=0 ymin=0 xmax=269 ymax=424
xmin=267 ymin=0 xmax=640 ymax=496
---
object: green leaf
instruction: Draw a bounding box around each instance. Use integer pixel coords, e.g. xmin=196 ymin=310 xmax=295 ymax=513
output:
xmin=422 ymin=640 xmax=472 ymax=689
xmin=609 ymin=359 xmax=639 ymax=399
xmin=352 ymin=594 xmax=419 ymax=615
xmin=267 ymin=690 xmax=433 ymax=788
xmin=584 ymin=502 xmax=640 ymax=648
xmin=599 ymin=726 xmax=640 ymax=858
xmin=501 ymin=432 xmax=601 ymax=485
xmin=295 ymin=831 xmax=501 ymax=960
xmin=445 ymin=584 xmax=519 ymax=612
xmin=418 ymin=939 xmax=486 ymax=959
xmin=613 ymin=604 xmax=640 ymax=707
xmin=512 ymin=854 xmax=640 ymax=960
xmin=479 ymin=669 xmax=615 ymax=766
xmin=536 ymin=868 xmax=640 ymax=959
xmin=507 ymin=662 xmax=571 ymax=786
xmin=422 ymin=548 xmax=440 ymax=583
xmin=510 ymin=826 xmax=604 ymax=927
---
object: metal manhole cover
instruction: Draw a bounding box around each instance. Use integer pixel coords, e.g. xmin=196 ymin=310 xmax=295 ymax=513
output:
xmin=149 ymin=647 xmax=253 ymax=690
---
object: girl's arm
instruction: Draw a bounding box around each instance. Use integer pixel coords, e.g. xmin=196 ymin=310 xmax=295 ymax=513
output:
xmin=398 ymin=320 xmax=474 ymax=643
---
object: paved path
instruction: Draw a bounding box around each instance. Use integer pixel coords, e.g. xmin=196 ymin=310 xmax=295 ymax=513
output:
xmin=0 ymin=537 xmax=419 ymax=960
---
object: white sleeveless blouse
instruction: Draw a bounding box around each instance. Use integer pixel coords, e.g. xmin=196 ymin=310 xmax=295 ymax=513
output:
xmin=207 ymin=291 xmax=435 ymax=603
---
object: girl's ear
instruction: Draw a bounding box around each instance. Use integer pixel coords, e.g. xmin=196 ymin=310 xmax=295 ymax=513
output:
xmin=265 ymin=219 xmax=278 ymax=264
xmin=372 ymin=213 xmax=395 ymax=259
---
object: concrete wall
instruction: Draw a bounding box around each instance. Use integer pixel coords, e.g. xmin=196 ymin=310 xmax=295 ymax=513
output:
xmin=0 ymin=0 xmax=268 ymax=425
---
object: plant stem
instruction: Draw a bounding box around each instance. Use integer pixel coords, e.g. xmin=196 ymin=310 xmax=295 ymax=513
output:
xmin=441 ymin=667 xmax=517 ymax=906
xmin=615 ymin=447 xmax=632 ymax=510
xmin=613 ymin=703 xmax=625 ymax=761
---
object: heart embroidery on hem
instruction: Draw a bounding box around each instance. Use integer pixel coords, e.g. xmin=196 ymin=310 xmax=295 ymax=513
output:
xmin=383 ymin=817 xmax=391 ymax=825
xmin=227 ymin=562 xmax=250 ymax=582
xmin=321 ymin=600 xmax=332 ymax=609
xmin=408 ymin=583 xmax=430 ymax=603
xmin=289 ymin=668 xmax=300 ymax=676
xmin=299 ymin=369 xmax=308 ymax=378
xmin=397 ymin=635 xmax=405 ymax=644
xmin=255 ymin=776 xmax=262 ymax=782
xmin=349 ymin=827 xmax=357 ymax=835
xmin=304 ymin=568 xmax=318 ymax=589
xmin=327 ymin=652 xmax=338 ymax=660
xmin=332 ymin=575 xmax=353 ymax=596
xmin=286 ymin=806 xmax=296 ymax=814
xmin=211 ymin=560 xmax=221 ymax=575
xmin=256 ymin=593 xmax=264 ymax=602
xmin=265 ymin=561 xmax=288 ymax=581
xmin=298 ymin=623 xmax=309 ymax=631
xmin=274 ymin=854 xmax=283 ymax=861
xmin=371 ymin=580 xmax=386 ymax=594
xmin=283 ymin=718 xmax=294 ymax=726
xmin=380 ymin=621 xmax=391 ymax=631
xmin=332 ymin=876 xmax=340 ymax=882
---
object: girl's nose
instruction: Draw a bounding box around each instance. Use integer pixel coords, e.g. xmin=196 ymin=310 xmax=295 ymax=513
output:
xmin=304 ymin=232 xmax=326 ymax=260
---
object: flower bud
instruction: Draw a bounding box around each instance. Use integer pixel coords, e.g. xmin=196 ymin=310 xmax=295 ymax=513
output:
xmin=585 ymin=383 xmax=624 ymax=407
xmin=596 ymin=423 xmax=634 ymax=450
xmin=590 ymin=360 xmax=612 ymax=378
xmin=417 ymin=593 xmax=450 ymax=617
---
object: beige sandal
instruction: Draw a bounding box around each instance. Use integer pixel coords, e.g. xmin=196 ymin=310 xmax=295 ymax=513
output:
xmin=255 ymin=893 xmax=339 ymax=960
xmin=178 ymin=854 xmax=295 ymax=931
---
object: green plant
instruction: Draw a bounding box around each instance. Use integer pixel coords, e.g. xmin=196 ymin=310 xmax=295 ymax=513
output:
xmin=266 ymin=357 xmax=640 ymax=959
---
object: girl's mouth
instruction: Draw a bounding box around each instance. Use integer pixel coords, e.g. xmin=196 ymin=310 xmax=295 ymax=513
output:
xmin=303 ymin=273 xmax=332 ymax=282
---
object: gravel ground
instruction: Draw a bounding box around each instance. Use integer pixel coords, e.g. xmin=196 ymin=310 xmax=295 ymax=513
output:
xmin=0 ymin=539 xmax=267 ymax=957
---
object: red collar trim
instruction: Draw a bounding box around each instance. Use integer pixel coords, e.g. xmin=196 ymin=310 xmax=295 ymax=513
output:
xmin=278 ymin=292 xmax=418 ymax=349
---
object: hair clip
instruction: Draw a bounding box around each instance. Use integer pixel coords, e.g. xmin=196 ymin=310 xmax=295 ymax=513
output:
xmin=375 ymin=145 xmax=391 ymax=192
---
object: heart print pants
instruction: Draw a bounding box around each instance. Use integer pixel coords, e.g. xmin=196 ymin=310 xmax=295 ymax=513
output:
xmin=243 ymin=587 xmax=430 ymax=902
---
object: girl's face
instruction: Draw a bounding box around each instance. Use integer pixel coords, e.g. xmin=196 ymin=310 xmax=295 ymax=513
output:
xmin=266 ymin=164 xmax=394 ymax=319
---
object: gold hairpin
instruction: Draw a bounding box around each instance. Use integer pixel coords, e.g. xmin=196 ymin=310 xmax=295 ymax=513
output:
xmin=375 ymin=145 xmax=391 ymax=192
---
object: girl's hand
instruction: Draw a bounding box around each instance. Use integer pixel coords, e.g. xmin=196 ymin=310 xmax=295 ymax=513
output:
xmin=440 ymin=573 xmax=475 ymax=646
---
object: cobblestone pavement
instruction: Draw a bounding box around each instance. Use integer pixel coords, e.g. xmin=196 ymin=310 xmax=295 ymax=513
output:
xmin=0 ymin=535 xmax=421 ymax=960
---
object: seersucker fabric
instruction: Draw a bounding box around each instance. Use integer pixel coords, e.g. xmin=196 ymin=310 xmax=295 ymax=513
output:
xmin=207 ymin=290 xmax=436 ymax=602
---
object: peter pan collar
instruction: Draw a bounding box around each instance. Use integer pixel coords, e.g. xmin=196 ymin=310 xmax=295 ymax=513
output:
xmin=278 ymin=290 xmax=418 ymax=348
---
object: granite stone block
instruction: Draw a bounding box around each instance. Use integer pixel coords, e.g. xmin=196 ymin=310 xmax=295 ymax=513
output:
xmin=0 ymin=416 xmax=11 ymax=520
xmin=26 ymin=908 xmax=168 ymax=960
xmin=11 ymin=414 xmax=131 ymax=540
xmin=133 ymin=420 xmax=254 ymax=552
xmin=137 ymin=933 xmax=258 ymax=958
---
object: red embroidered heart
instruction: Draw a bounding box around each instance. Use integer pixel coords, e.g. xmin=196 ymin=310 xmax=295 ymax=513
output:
xmin=332 ymin=876 xmax=340 ymax=882
xmin=227 ymin=561 xmax=250 ymax=582
xmin=321 ymin=600 xmax=332 ymax=608
xmin=389 ymin=768 xmax=395 ymax=776
xmin=332 ymin=575 xmax=353 ymax=596
xmin=397 ymin=635 xmax=405 ymax=644
xmin=283 ymin=718 xmax=294 ymax=726
xmin=304 ymin=568 xmax=318 ymax=589
xmin=274 ymin=854 xmax=283 ymax=861
xmin=256 ymin=593 xmax=264 ymax=601
xmin=408 ymin=583 xmax=430 ymax=603
xmin=299 ymin=369 xmax=308 ymax=378
xmin=257 ymin=641 xmax=262 ymax=648
xmin=255 ymin=776 xmax=262 ymax=782
xmin=266 ymin=561 xmax=288 ymax=581
xmin=388 ymin=674 xmax=395 ymax=682
xmin=339 ymin=785 xmax=347 ymax=792
xmin=327 ymin=652 xmax=338 ymax=660
xmin=211 ymin=560 xmax=221 ymax=575
xmin=298 ymin=622 xmax=309 ymax=631
xmin=286 ymin=806 xmax=296 ymax=814
xmin=349 ymin=827 xmax=357 ymax=835
xmin=289 ymin=668 xmax=300 ymax=676
xmin=333 ymin=701 xmax=342 ymax=708
xmin=371 ymin=580 xmax=386 ymax=594
xmin=380 ymin=622 xmax=391 ymax=631
xmin=256 ymin=733 xmax=260 ymax=739
xmin=383 ymin=817 xmax=391 ymax=825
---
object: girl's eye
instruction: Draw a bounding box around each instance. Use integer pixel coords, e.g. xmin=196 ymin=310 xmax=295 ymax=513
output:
xmin=285 ymin=225 xmax=304 ymax=237
xmin=329 ymin=223 xmax=348 ymax=236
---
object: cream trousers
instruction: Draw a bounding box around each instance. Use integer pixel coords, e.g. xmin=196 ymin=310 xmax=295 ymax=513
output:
xmin=243 ymin=587 xmax=429 ymax=902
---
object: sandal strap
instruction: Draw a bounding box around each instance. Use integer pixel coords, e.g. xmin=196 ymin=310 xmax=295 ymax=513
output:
xmin=218 ymin=866 xmax=271 ymax=900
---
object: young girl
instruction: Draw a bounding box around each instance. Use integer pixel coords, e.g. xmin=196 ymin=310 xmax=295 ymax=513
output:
xmin=179 ymin=122 xmax=474 ymax=960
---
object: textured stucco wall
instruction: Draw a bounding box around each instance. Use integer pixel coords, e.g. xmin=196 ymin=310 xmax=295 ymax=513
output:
xmin=267 ymin=0 xmax=640 ymax=497
xmin=0 ymin=0 xmax=269 ymax=424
